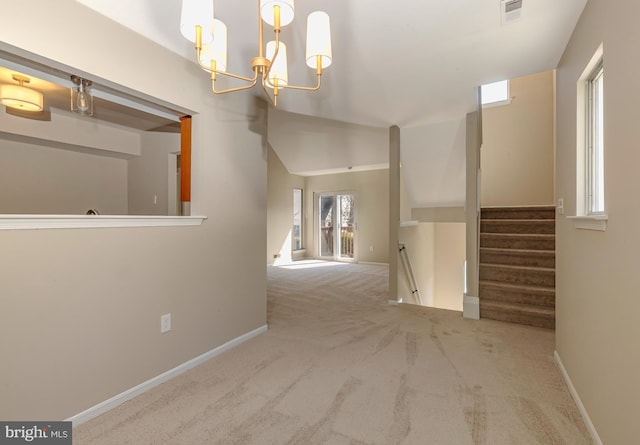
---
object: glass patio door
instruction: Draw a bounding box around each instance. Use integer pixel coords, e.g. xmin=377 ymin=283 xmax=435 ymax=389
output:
xmin=318 ymin=192 xmax=356 ymax=261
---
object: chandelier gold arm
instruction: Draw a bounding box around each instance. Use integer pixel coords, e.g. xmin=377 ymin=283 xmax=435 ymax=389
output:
xmin=266 ymin=55 xmax=323 ymax=91
xmin=212 ymin=71 xmax=259 ymax=94
xmin=194 ymin=25 xmax=259 ymax=87
xmin=193 ymin=3 xmax=283 ymax=96
xmin=261 ymin=76 xmax=278 ymax=107
xmin=276 ymin=73 xmax=322 ymax=91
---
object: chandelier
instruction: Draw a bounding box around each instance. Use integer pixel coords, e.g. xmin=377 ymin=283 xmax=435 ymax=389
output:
xmin=180 ymin=0 xmax=332 ymax=107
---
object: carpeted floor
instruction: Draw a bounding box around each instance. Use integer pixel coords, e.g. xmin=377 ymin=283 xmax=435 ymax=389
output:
xmin=74 ymin=261 xmax=591 ymax=444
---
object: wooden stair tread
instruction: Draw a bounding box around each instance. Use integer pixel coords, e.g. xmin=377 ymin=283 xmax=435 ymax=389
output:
xmin=480 ymin=263 xmax=555 ymax=273
xmin=481 ymin=233 xmax=555 ymax=238
xmin=481 ymin=206 xmax=556 ymax=213
xmin=481 ymin=218 xmax=556 ymax=223
xmin=482 ymin=206 xmax=556 ymax=210
xmin=479 ymin=280 xmax=555 ymax=294
xmin=480 ymin=300 xmax=555 ymax=316
xmin=480 ymin=247 xmax=555 ymax=255
xmin=480 ymin=207 xmax=556 ymax=220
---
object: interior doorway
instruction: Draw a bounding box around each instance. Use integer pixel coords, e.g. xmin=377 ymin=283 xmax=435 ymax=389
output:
xmin=317 ymin=192 xmax=356 ymax=262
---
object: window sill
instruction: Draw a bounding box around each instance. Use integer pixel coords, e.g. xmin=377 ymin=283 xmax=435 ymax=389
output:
xmin=482 ymin=98 xmax=512 ymax=108
xmin=0 ymin=215 xmax=207 ymax=230
xmin=567 ymin=214 xmax=608 ymax=231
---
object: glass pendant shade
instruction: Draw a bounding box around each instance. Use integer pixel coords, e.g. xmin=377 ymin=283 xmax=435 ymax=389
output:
xmin=260 ymin=0 xmax=295 ymax=27
xmin=266 ymin=41 xmax=288 ymax=88
xmin=306 ymin=11 xmax=332 ymax=69
xmin=0 ymin=84 xmax=43 ymax=112
xmin=200 ymin=19 xmax=228 ymax=72
xmin=71 ymin=87 xmax=93 ymax=116
xmin=70 ymin=76 xmax=93 ymax=116
xmin=180 ymin=0 xmax=214 ymax=43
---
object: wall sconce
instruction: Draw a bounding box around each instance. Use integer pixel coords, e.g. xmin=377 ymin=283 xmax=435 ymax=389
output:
xmin=70 ymin=75 xmax=93 ymax=116
xmin=0 ymin=74 xmax=43 ymax=112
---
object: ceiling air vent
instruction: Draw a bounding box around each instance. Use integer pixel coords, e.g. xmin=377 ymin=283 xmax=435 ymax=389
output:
xmin=501 ymin=0 xmax=523 ymax=24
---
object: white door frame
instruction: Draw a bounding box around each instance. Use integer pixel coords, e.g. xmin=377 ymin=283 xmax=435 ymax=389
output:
xmin=315 ymin=191 xmax=357 ymax=263
xmin=168 ymin=152 xmax=181 ymax=216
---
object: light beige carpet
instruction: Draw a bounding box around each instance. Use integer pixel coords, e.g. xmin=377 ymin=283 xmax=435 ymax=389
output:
xmin=74 ymin=261 xmax=591 ymax=444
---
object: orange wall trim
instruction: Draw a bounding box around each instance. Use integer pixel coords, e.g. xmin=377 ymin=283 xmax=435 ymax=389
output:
xmin=180 ymin=116 xmax=192 ymax=202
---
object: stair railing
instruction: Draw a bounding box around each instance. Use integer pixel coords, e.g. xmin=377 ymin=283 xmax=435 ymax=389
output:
xmin=399 ymin=242 xmax=422 ymax=305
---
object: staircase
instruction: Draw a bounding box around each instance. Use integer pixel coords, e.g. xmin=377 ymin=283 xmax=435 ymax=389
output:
xmin=479 ymin=206 xmax=555 ymax=329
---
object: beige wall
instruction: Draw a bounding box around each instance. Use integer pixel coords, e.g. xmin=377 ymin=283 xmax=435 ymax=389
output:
xmin=481 ymin=70 xmax=555 ymax=206
xmin=304 ymin=169 xmax=389 ymax=263
xmin=0 ymin=0 xmax=266 ymax=421
xmin=128 ymin=131 xmax=181 ymax=215
xmin=0 ymin=107 xmax=141 ymax=158
xmin=412 ymin=206 xmax=466 ymax=223
xmin=398 ymin=223 xmax=465 ymax=311
xmin=401 ymin=118 xmax=467 ymax=207
xmin=0 ymin=103 xmax=181 ymax=216
xmin=0 ymin=138 xmax=128 ymax=214
xmin=399 ymin=166 xmax=412 ymax=222
xmin=0 ymin=106 xmax=140 ymax=215
xmin=556 ymin=0 xmax=640 ymax=443
xmin=267 ymin=145 xmax=305 ymax=264
xmin=267 ymin=109 xmax=388 ymax=176
xmin=433 ymin=223 xmax=465 ymax=311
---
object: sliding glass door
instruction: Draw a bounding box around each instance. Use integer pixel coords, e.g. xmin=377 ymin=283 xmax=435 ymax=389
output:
xmin=317 ymin=192 xmax=356 ymax=262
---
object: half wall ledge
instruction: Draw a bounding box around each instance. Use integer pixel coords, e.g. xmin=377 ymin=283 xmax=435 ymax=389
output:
xmin=0 ymin=215 xmax=207 ymax=230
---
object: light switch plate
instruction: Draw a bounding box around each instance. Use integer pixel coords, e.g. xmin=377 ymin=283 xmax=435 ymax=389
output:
xmin=161 ymin=313 xmax=171 ymax=333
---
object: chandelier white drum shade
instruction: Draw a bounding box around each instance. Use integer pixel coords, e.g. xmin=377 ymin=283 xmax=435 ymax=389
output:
xmin=0 ymin=75 xmax=43 ymax=112
xmin=180 ymin=0 xmax=214 ymax=44
xmin=266 ymin=41 xmax=288 ymax=88
xmin=180 ymin=0 xmax=332 ymax=106
xmin=199 ymin=19 xmax=228 ymax=72
xmin=260 ymin=0 xmax=294 ymax=26
xmin=306 ymin=12 xmax=332 ymax=69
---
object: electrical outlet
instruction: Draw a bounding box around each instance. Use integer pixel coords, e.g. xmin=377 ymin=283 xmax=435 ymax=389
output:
xmin=160 ymin=313 xmax=171 ymax=333
xmin=557 ymin=198 xmax=564 ymax=215
xmin=273 ymin=253 xmax=281 ymax=259
xmin=369 ymin=245 xmax=374 ymax=252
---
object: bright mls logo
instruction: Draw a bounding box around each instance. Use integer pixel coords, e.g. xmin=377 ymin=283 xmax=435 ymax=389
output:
xmin=0 ymin=422 xmax=71 ymax=444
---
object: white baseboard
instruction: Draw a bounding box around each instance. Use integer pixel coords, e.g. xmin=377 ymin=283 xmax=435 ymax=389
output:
xmin=554 ymin=350 xmax=603 ymax=445
xmin=463 ymin=294 xmax=480 ymax=320
xmin=67 ymin=324 xmax=268 ymax=426
xmin=292 ymin=249 xmax=307 ymax=261
xmin=358 ymin=261 xmax=389 ymax=266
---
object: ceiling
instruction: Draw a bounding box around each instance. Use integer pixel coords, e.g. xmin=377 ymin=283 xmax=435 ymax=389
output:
xmin=76 ymin=0 xmax=588 ymax=129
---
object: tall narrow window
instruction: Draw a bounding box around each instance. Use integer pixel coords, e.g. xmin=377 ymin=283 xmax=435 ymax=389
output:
xmin=292 ymin=188 xmax=303 ymax=251
xmin=587 ymin=62 xmax=604 ymax=214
